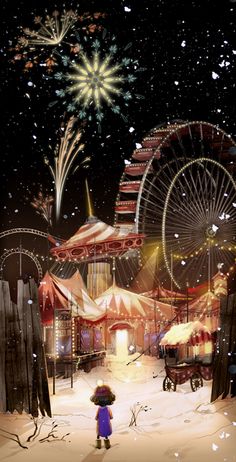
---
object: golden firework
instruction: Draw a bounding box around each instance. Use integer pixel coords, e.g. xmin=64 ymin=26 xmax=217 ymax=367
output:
xmin=66 ymin=51 xmax=124 ymax=109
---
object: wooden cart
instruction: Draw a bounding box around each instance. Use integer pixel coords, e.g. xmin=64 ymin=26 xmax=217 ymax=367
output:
xmin=163 ymin=360 xmax=213 ymax=392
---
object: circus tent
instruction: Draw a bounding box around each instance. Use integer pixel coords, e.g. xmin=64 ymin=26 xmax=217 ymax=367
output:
xmin=95 ymin=281 xmax=177 ymax=355
xmin=39 ymin=270 xmax=105 ymax=325
xmin=179 ymin=290 xmax=220 ymax=332
xmin=142 ymin=286 xmax=189 ymax=305
xmin=49 ymin=215 xmax=144 ymax=262
xmin=39 ymin=270 xmax=106 ymax=357
xmin=95 ymin=281 xmax=175 ymax=321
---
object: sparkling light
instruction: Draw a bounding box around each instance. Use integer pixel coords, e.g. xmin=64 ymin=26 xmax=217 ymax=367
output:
xmin=66 ymin=51 xmax=124 ymax=112
xmin=96 ymin=379 xmax=104 ymax=387
xmin=19 ymin=10 xmax=78 ymax=47
xmin=30 ymin=191 xmax=54 ymax=226
xmin=44 ymin=116 xmax=86 ymax=220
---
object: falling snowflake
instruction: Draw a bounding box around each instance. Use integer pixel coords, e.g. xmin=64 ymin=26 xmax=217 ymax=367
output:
xmin=212 ymin=71 xmax=219 ymax=80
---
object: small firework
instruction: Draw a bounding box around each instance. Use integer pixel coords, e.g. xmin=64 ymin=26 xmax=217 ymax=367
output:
xmin=19 ymin=10 xmax=78 ymax=47
xmin=12 ymin=10 xmax=107 ymax=73
xmin=44 ymin=116 xmax=85 ymax=220
xmin=31 ymin=191 xmax=54 ymax=226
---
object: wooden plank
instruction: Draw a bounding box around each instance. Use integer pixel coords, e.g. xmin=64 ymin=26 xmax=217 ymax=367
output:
xmin=5 ymin=292 xmax=19 ymax=413
xmin=17 ymin=279 xmax=31 ymax=413
xmin=1 ymin=278 xmax=51 ymax=417
xmin=211 ymin=293 xmax=236 ymax=401
xmin=0 ymin=281 xmax=7 ymax=412
xmin=22 ymin=280 xmax=33 ymax=413
xmin=29 ymin=279 xmax=51 ymax=417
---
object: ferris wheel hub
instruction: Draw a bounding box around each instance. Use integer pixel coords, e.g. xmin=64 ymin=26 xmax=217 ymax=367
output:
xmin=206 ymin=224 xmax=219 ymax=238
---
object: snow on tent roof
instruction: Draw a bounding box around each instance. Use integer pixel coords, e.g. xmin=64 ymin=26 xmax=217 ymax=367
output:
xmin=160 ymin=321 xmax=212 ymax=347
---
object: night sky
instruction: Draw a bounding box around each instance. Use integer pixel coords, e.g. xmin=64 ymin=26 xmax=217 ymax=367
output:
xmin=1 ymin=0 xmax=236 ymax=292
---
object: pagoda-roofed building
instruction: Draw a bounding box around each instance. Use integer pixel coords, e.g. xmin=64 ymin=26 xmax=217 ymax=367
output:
xmin=49 ymin=215 xmax=144 ymax=263
xmin=49 ymin=212 xmax=145 ymax=299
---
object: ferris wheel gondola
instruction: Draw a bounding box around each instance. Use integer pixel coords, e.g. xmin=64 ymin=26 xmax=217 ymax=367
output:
xmin=114 ymin=120 xmax=236 ymax=290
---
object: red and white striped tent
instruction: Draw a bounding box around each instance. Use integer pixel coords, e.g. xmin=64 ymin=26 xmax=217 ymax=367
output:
xmin=160 ymin=321 xmax=212 ymax=348
xmin=179 ymin=290 xmax=220 ymax=331
xmin=39 ymin=270 xmax=104 ymax=325
xmin=142 ymin=286 xmax=189 ymax=304
xmin=95 ymin=281 xmax=177 ymax=351
xmin=49 ymin=215 xmax=144 ymax=261
xmin=95 ymin=281 xmax=176 ymax=322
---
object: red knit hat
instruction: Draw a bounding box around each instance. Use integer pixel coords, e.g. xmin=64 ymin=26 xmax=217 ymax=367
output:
xmin=95 ymin=385 xmax=111 ymax=397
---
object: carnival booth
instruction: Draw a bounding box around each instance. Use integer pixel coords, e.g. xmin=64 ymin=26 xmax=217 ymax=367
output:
xmin=160 ymin=321 xmax=213 ymax=392
xmin=95 ymin=281 xmax=176 ymax=357
xmin=160 ymin=320 xmax=213 ymax=362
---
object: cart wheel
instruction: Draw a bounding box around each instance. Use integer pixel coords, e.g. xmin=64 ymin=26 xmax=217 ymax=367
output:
xmin=163 ymin=376 xmax=176 ymax=392
xmin=190 ymin=373 xmax=203 ymax=392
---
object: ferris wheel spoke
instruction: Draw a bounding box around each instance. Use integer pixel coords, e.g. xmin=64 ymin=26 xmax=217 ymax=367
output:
xmin=186 ymin=167 xmax=209 ymax=219
xmin=164 ymin=173 xmax=209 ymax=221
xmin=116 ymin=121 xmax=236 ymax=289
xmin=162 ymin=157 xmax=236 ymax=288
xmin=213 ymin=177 xmax=236 ymax=220
xmin=165 ymin=238 xmax=204 ymax=257
xmin=167 ymin=187 xmax=207 ymax=226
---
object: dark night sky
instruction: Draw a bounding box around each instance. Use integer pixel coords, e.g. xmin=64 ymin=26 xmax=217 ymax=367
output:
xmin=1 ymin=0 xmax=236 ymax=291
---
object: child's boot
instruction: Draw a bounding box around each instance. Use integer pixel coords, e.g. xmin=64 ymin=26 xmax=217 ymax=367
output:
xmin=104 ymin=438 xmax=111 ymax=449
xmin=95 ymin=438 xmax=102 ymax=449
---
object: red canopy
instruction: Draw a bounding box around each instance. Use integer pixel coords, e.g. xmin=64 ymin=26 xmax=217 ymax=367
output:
xmin=160 ymin=321 xmax=212 ymax=348
xmin=109 ymin=322 xmax=133 ymax=331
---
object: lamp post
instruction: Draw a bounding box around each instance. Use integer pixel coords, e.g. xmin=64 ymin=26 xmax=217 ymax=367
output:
xmin=186 ymin=280 xmax=189 ymax=323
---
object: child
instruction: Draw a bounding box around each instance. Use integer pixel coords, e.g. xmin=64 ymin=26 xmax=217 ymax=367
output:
xmin=90 ymin=382 xmax=116 ymax=449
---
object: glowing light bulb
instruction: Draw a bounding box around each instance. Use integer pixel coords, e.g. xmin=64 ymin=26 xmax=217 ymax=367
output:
xmin=97 ymin=379 xmax=104 ymax=387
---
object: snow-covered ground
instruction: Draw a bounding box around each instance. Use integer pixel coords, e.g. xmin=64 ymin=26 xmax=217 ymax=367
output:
xmin=0 ymin=354 xmax=235 ymax=462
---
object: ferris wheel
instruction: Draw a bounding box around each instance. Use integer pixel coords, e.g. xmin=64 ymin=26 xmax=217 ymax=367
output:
xmin=114 ymin=120 xmax=236 ymax=290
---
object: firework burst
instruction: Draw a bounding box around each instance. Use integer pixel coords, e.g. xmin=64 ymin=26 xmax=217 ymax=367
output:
xmin=11 ymin=10 xmax=107 ymax=73
xmin=66 ymin=51 xmax=124 ymax=111
xmin=44 ymin=117 xmax=86 ymax=221
xmin=31 ymin=191 xmax=54 ymax=227
xmin=19 ymin=10 xmax=78 ymax=47
xmin=55 ymin=38 xmax=143 ymax=127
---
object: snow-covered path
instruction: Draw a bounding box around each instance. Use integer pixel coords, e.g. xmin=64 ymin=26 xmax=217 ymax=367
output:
xmin=0 ymin=356 xmax=235 ymax=462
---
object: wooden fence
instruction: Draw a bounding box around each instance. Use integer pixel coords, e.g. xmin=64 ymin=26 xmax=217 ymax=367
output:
xmin=0 ymin=278 xmax=51 ymax=417
xmin=211 ymin=292 xmax=236 ymax=401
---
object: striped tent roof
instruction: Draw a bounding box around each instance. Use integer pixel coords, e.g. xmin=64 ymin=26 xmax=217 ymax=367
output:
xmin=95 ymin=282 xmax=176 ymax=321
xmin=142 ymin=286 xmax=188 ymax=303
xmin=181 ymin=290 xmax=220 ymax=315
xmin=39 ymin=270 xmax=104 ymax=325
xmin=55 ymin=216 xmax=130 ymax=249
